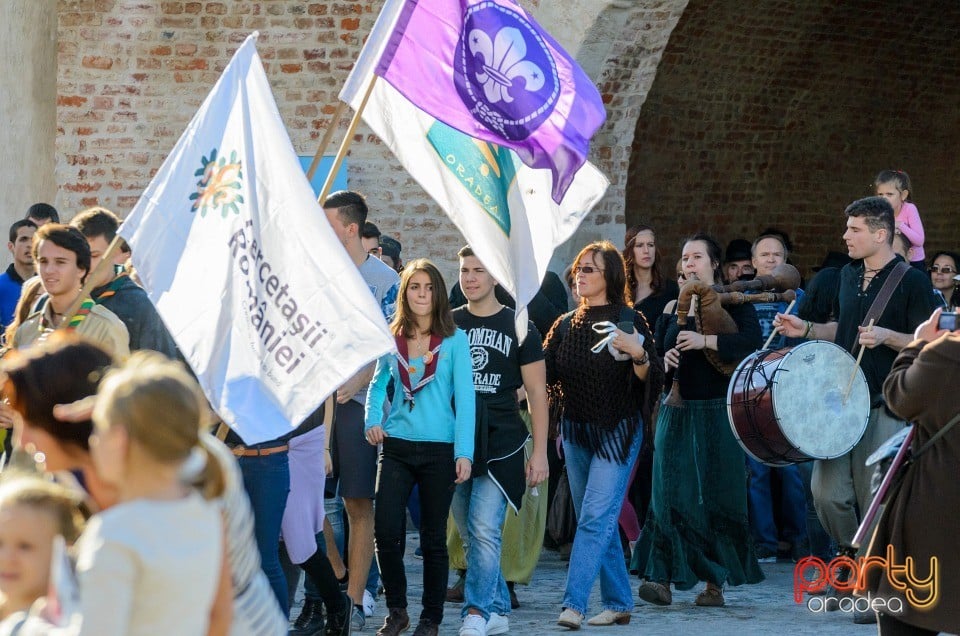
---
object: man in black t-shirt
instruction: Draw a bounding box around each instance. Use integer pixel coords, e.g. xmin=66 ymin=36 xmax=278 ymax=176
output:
xmin=449 ymin=246 xmax=548 ymax=636
xmin=775 ymin=197 xmax=938 ymax=555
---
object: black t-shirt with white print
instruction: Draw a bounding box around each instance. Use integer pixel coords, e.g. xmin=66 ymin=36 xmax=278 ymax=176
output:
xmin=453 ymin=305 xmax=543 ymax=458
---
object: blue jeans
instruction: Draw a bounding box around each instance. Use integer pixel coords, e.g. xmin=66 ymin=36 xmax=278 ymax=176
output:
xmin=238 ymin=451 xmax=290 ymax=616
xmin=451 ymin=475 xmax=510 ymax=620
xmin=795 ymin=461 xmax=834 ymax=560
xmin=562 ymin=427 xmax=642 ymax=615
xmin=746 ymin=458 xmax=806 ymax=552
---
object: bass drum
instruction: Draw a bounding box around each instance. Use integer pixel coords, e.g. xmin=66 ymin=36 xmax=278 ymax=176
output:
xmin=727 ymin=340 xmax=870 ymax=467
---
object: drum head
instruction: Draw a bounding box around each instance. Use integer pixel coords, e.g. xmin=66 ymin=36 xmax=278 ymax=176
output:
xmin=768 ymin=340 xmax=870 ymax=459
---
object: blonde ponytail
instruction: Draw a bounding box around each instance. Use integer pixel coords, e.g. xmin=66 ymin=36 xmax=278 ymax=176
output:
xmin=94 ymin=352 xmax=225 ymax=499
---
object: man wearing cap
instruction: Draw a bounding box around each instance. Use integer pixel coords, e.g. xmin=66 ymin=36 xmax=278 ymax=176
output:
xmin=723 ymin=238 xmax=755 ymax=284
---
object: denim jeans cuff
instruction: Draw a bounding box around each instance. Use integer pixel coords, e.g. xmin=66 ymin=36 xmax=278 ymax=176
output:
xmin=602 ymin=603 xmax=634 ymax=613
xmin=562 ymin=601 xmax=586 ymax=615
xmin=461 ymin=607 xmax=490 ymax=621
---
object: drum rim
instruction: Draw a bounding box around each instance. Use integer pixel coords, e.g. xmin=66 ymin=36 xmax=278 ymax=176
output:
xmin=727 ymin=340 xmax=871 ymax=465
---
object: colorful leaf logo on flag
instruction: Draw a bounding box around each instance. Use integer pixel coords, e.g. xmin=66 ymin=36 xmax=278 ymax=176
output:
xmin=189 ymin=148 xmax=245 ymax=217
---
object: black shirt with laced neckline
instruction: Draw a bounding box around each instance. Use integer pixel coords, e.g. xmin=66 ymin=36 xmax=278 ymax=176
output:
xmin=832 ymin=255 xmax=938 ymax=401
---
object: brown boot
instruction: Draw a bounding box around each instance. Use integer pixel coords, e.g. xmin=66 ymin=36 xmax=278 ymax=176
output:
xmin=694 ymin=584 xmax=725 ymax=607
xmin=412 ymin=618 xmax=439 ymax=636
xmin=376 ymin=607 xmax=410 ymax=636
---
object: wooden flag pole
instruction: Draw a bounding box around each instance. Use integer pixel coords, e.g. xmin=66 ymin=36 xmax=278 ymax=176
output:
xmin=305 ymin=100 xmax=349 ymax=182
xmin=59 ymin=206 xmax=125 ymax=328
xmin=317 ymin=76 xmax=378 ymax=206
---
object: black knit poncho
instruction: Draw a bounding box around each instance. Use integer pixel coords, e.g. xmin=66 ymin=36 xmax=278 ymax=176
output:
xmin=544 ymin=303 xmax=664 ymax=463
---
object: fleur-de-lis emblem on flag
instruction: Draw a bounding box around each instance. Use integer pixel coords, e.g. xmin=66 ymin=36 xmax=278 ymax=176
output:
xmin=190 ymin=148 xmax=244 ymax=217
xmin=468 ymin=27 xmax=545 ymax=104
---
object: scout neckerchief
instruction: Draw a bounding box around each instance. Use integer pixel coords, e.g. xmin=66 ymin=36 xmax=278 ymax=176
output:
xmin=38 ymin=297 xmax=95 ymax=341
xmin=93 ymin=273 xmax=128 ymax=302
xmin=395 ymin=332 xmax=442 ymax=411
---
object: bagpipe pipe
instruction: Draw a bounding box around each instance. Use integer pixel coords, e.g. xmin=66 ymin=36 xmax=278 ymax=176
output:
xmin=663 ymin=264 xmax=801 ymax=408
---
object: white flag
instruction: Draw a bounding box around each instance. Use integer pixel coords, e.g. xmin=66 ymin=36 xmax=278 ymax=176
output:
xmin=340 ymin=0 xmax=609 ymax=341
xmin=120 ymin=33 xmax=394 ymax=444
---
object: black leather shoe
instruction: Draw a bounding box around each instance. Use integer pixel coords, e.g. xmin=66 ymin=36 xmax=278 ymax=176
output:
xmin=290 ymin=598 xmax=324 ymax=635
xmin=375 ymin=608 xmax=409 ymax=636
xmin=412 ymin=618 xmax=439 ymax=636
xmin=323 ymin=593 xmax=352 ymax=636
xmin=824 ymin=547 xmax=855 ymax=612
xmin=507 ymin=581 xmax=520 ymax=609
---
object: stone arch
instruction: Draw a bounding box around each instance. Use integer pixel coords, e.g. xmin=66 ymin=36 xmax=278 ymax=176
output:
xmin=626 ymin=0 xmax=960 ymax=274
xmin=538 ymin=0 xmax=690 ymax=270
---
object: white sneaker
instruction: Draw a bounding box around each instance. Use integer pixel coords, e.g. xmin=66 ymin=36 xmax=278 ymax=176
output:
xmin=362 ymin=589 xmax=376 ymax=617
xmin=486 ymin=612 xmax=509 ymax=635
xmin=459 ymin=613 xmax=487 ymax=636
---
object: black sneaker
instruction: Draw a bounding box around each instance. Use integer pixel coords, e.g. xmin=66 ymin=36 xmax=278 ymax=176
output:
xmin=324 ymin=593 xmax=353 ymax=636
xmin=291 ymin=598 xmax=325 ymax=636
xmin=755 ymin=546 xmax=777 ymax=564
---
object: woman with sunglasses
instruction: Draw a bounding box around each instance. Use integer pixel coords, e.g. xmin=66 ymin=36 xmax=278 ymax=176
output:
xmin=544 ymin=241 xmax=663 ymax=629
xmin=929 ymin=251 xmax=959 ymax=310
xmin=364 ymin=259 xmax=475 ymax=636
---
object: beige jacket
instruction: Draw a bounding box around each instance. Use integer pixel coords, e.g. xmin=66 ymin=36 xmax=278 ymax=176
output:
xmin=13 ymin=300 xmax=130 ymax=359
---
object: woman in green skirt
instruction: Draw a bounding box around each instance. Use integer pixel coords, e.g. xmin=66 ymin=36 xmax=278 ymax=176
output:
xmin=632 ymin=233 xmax=764 ymax=607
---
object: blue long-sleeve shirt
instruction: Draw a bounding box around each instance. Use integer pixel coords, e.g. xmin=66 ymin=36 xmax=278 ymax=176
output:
xmin=364 ymin=328 xmax=475 ymax=461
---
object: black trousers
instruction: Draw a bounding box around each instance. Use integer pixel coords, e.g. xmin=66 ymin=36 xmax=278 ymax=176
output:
xmin=374 ymin=437 xmax=456 ymax=624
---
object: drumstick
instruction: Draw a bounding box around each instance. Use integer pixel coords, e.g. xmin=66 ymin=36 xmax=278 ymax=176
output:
xmin=763 ymin=299 xmax=796 ymax=350
xmin=843 ymin=318 xmax=875 ymax=405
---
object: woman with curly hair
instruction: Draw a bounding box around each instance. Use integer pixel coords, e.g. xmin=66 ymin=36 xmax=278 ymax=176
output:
xmin=545 ymin=240 xmax=664 ymax=629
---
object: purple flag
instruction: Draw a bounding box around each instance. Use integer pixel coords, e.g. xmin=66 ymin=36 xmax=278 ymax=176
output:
xmin=375 ymin=0 xmax=606 ymax=203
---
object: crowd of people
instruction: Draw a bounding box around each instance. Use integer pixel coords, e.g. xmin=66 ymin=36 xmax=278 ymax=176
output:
xmin=0 ymin=168 xmax=955 ymax=636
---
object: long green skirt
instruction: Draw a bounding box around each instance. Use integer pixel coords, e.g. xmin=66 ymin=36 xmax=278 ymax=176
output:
xmin=447 ymin=410 xmax=548 ymax=584
xmin=631 ymin=398 xmax=763 ymax=590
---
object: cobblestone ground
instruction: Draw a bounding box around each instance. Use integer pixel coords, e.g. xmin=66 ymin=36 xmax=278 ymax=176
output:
xmin=289 ymin=533 xmax=940 ymax=635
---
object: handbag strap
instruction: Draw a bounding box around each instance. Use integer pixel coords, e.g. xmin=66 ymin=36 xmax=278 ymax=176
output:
xmin=852 ymin=261 xmax=910 ymax=357
xmin=912 ymin=412 xmax=960 ymax=460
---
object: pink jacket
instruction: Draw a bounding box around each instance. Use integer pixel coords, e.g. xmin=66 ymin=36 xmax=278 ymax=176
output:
xmin=897 ymin=201 xmax=925 ymax=263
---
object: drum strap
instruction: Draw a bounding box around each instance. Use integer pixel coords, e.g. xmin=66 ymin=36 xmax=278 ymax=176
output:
xmin=852 ymin=261 xmax=910 ymax=358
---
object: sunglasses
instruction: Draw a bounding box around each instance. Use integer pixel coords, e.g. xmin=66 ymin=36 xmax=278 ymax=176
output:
xmin=573 ymin=265 xmax=604 ymax=274
xmin=929 ymin=266 xmax=957 ymax=274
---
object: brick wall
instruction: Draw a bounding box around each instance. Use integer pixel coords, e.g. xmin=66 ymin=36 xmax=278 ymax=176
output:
xmin=57 ymin=0 xmax=379 ymax=212
xmin=626 ymin=0 xmax=960 ymax=276
xmin=55 ymin=0 xmax=688 ymax=283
